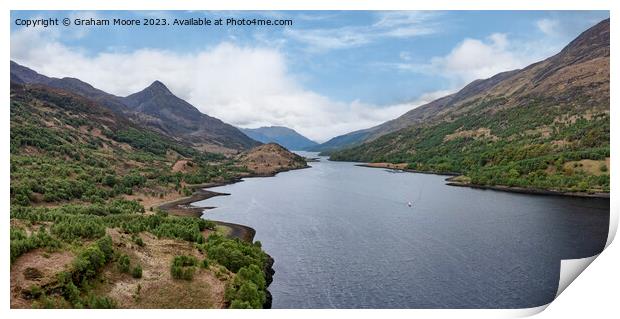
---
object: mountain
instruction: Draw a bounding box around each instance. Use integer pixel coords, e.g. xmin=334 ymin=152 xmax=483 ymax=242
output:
xmin=316 ymin=19 xmax=610 ymax=154
xmin=10 ymin=61 xmax=258 ymax=152
xmin=10 ymin=61 xmax=129 ymax=114
xmin=330 ymin=19 xmax=610 ymax=194
xmin=122 ymin=81 xmax=258 ymax=151
xmin=306 ymin=128 xmax=373 ymax=153
xmin=310 ymin=70 xmax=519 ymax=154
xmin=240 ymin=126 xmax=318 ymax=150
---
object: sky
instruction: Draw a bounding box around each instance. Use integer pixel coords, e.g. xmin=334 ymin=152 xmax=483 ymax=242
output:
xmin=10 ymin=10 xmax=609 ymax=142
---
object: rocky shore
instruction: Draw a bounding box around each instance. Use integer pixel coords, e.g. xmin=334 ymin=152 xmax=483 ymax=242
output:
xmin=358 ymin=163 xmax=609 ymax=199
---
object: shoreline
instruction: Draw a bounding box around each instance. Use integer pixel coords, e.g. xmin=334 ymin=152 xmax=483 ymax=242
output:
xmin=156 ymin=165 xmax=309 ymax=309
xmin=156 ymin=181 xmax=257 ymax=242
xmin=157 ymin=164 xmax=311 ymax=239
xmin=357 ymin=163 xmax=610 ymax=199
xmin=445 ymin=178 xmax=610 ymax=199
xmin=355 ymin=163 xmax=460 ymax=176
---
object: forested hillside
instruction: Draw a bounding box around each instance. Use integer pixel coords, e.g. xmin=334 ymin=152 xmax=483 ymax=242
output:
xmin=10 ymin=82 xmax=295 ymax=308
xmin=330 ymin=19 xmax=610 ymax=194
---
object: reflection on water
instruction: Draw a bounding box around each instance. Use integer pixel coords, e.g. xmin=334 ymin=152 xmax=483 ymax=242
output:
xmin=195 ymin=153 xmax=609 ymax=308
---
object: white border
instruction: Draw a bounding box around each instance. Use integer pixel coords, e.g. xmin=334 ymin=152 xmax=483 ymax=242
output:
xmin=2 ymin=1 xmax=617 ymax=319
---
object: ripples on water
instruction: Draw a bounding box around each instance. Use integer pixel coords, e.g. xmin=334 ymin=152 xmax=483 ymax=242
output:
xmin=195 ymin=154 xmax=609 ymax=309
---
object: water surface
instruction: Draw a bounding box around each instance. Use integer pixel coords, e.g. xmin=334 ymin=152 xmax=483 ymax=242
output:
xmin=196 ymin=154 xmax=609 ymax=308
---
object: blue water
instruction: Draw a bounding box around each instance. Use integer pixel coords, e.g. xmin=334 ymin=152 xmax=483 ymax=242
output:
xmin=195 ymin=154 xmax=609 ymax=308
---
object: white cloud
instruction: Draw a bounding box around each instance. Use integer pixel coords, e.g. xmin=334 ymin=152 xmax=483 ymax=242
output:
xmin=285 ymin=11 xmax=438 ymax=52
xmin=399 ymin=51 xmax=412 ymax=61
xmin=411 ymin=89 xmax=456 ymax=105
xmin=284 ymin=27 xmax=372 ymax=52
xmin=11 ymin=28 xmax=418 ymax=142
xmin=429 ymin=33 xmax=526 ymax=84
xmin=536 ymin=18 xmax=559 ymax=36
xmin=374 ymin=11 xmax=439 ymax=37
xmin=393 ymin=33 xmax=557 ymax=87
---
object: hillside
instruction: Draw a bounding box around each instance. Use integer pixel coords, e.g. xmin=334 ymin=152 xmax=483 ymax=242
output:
xmin=9 ymin=81 xmax=304 ymax=309
xmin=237 ymin=143 xmax=308 ymax=176
xmin=311 ymin=70 xmax=519 ymax=154
xmin=240 ymin=126 xmax=318 ymax=151
xmin=9 ymin=82 xmax=242 ymax=207
xmin=10 ymin=62 xmax=258 ymax=152
xmin=318 ymin=19 xmax=610 ymax=154
xmin=330 ymin=19 xmax=610 ymax=194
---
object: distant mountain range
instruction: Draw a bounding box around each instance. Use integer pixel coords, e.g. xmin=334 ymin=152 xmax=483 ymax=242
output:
xmin=328 ymin=18 xmax=610 ymax=193
xmin=10 ymin=62 xmax=258 ymax=152
xmin=240 ymin=126 xmax=318 ymax=151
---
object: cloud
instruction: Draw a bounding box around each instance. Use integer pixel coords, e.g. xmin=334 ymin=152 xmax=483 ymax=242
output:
xmin=536 ymin=18 xmax=559 ymax=36
xmin=285 ymin=11 xmax=439 ymax=52
xmin=373 ymin=11 xmax=439 ymax=37
xmin=393 ymin=32 xmax=557 ymax=87
xmin=399 ymin=51 xmax=412 ymax=61
xmin=284 ymin=27 xmax=372 ymax=52
xmin=428 ymin=33 xmax=526 ymax=84
xmin=11 ymin=27 xmax=418 ymax=142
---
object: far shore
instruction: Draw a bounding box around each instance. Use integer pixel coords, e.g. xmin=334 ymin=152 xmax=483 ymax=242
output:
xmin=358 ymin=162 xmax=610 ymax=199
xmin=156 ymin=165 xmax=310 ymax=243
xmin=356 ymin=163 xmax=460 ymax=176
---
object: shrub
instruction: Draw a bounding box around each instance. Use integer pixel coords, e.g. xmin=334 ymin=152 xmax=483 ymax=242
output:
xmin=51 ymin=219 xmax=106 ymax=241
xmin=71 ymin=236 xmax=115 ymax=285
xmin=73 ymin=246 xmax=106 ymax=283
xmin=131 ymin=234 xmax=145 ymax=247
xmin=170 ymin=255 xmax=198 ymax=280
xmin=225 ymin=264 xmax=267 ymax=309
xmin=171 ymin=264 xmax=195 ymax=280
xmin=206 ymin=234 xmax=266 ymax=273
xmin=200 ymin=259 xmax=210 ymax=269
xmin=83 ymin=295 xmax=117 ymax=309
xmin=62 ymin=281 xmax=81 ymax=305
xmin=97 ymin=236 xmax=114 ymax=259
xmin=131 ymin=265 xmax=143 ymax=279
xmin=117 ymin=254 xmax=131 ymax=273
xmin=10 ymin=227 xmax=62 ymax=263
xmin=102 ymin=175 xmax=117 ymax=187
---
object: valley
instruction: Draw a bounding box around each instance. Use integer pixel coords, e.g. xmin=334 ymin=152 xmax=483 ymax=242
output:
xmin=9 ymin=14 xmax=611 ymax=310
